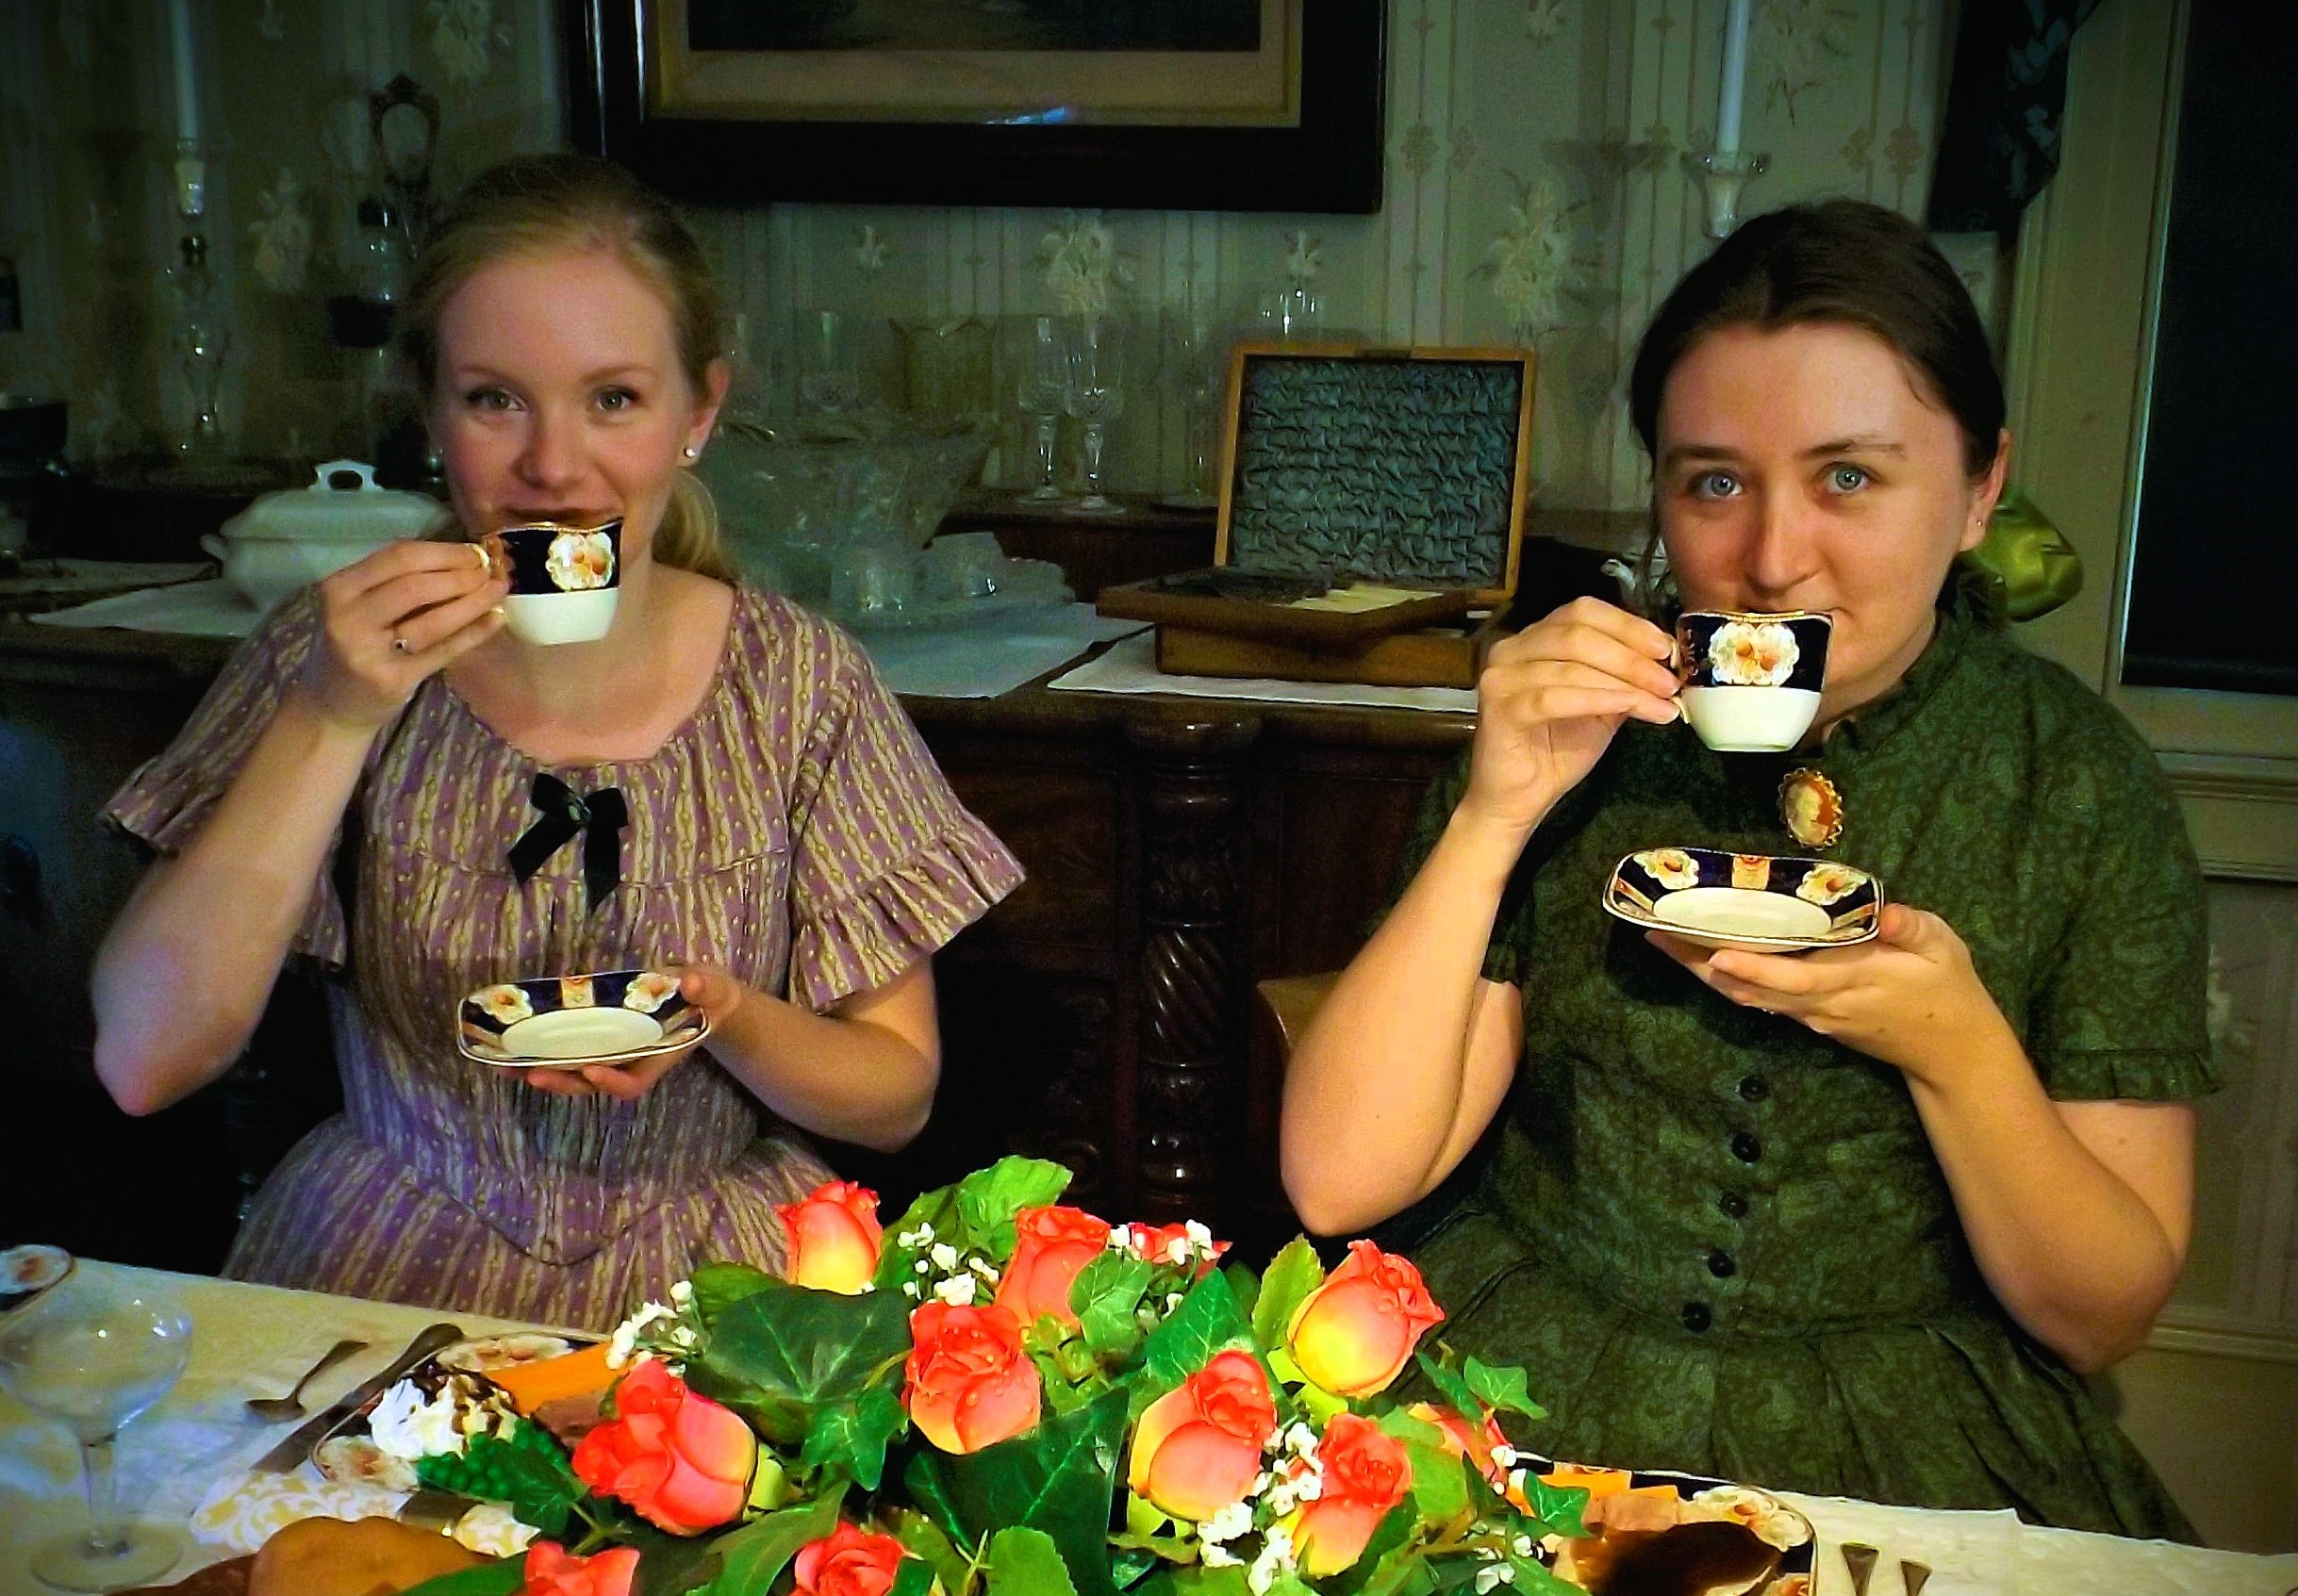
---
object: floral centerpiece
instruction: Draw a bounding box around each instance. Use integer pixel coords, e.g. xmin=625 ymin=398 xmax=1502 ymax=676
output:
xmin=377 ymin=1160 xmax=1799 ymax=1596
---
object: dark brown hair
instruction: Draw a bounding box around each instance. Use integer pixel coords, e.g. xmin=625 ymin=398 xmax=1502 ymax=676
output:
xmin=1628 ymin=199 xmax=2005 ymax=479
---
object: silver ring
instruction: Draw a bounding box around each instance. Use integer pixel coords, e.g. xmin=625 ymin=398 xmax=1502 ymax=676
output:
xmin=391 ymin=634 xmax=411 ymax=654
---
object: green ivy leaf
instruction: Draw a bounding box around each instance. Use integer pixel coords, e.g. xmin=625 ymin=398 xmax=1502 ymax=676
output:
xmin=955 ymin=1158 xmax=1075 ymax=1259
xmin=1411 ymin=1355 xmax=1482 ymax=1424
xmin=888 ymin=1507 xmax=972 ymax=1596
xmin=798 ymin=1373 xmax=909 ymax=1490
xmin=1070 ymin=1255 xmax=1153 ymax=1362
xmin=690 ymin=1485 xmax=846 ymax=1596
xmin=1328 ymin=1505 xmax=1418 ymax=1596
xmin=903 ymin=1387 xmax=1130 ymax=1596
xmin=890 ymin=1557 xmax=939 ymax=1596
xmin=1259 ymin=1240 xmax=1332 ymax=1350
xmin=1141 ymin=1270 xmax=1254 ymax=1395
xmin=690 ymin=1261 xmax=780 ymax=1326
xmin=1510 ymin=1473 xmax=1588 ymax=1542
xmin=1460 ymin=1360 xmax=1546 ymax=1423
xmin=395 ymin=1560 xmax=528 ymax=1596
xmin=685 ymin=1277 xmax=914 ymax=1451
xmin=1112 ymin=1550 xmax=1159 ymax=1588
xmin=985 ymin=1525 xmax=1081 ymax=1596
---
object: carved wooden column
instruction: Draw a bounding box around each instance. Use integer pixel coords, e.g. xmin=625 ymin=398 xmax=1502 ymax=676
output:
xmin=1125 ymin=712 xmax=1263 ymax=1226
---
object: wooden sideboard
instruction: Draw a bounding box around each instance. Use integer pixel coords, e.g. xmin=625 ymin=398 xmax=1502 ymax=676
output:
xmin=0 ymin=522 xmax=1622 ymax=1267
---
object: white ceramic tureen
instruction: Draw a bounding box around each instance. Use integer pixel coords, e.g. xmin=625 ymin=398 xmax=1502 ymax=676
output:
xmin=205 ymin=459 xmax=450 ymax=611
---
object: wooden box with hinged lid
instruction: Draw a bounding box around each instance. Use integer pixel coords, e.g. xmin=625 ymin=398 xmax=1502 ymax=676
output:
xmin=1096 ymin=342 xmax=1535 ymax=686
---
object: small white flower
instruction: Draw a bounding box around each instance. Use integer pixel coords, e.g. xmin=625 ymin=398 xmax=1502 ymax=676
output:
xmin=916 ymin=1260 xmax=932 ymax=1274
xmin=903 ymin=1281 xmax=923 ymax=1298
xmin=1199 ymin=1542 xmax=1243 ymax=1570
xmin=1491 ymin=1444 xmax=1519 ymax=1469
xmin=1166 ymin=1239 xmax=1191 ymax=1265
xmin=607 ymin=1301 xmax=677 ymax=1368
xmin=1182 ymin=1220 xmax=1215 ymax=1249
xmin=1200 ymin=1501 xmax=1254 ymax=1544
xmin=1107 ymin=1225 xmax=1133 ymax=1251
xmin=898 ymin=1225 xmax=934 ymax=1247
xmin=669 ymin=1279 xmax=693 ymax=1306
xmin=933 ymin=1275 xmax=978 ymax=1307
xmin=930 ymin=1242 xmax=961 ymax=1272
xmin=1285 ymin=1423 xmax=1320 ymax=1454
xmin=1475 ymin=1564 xmax=1517 ymax=1592
xmin=969 ymin=1258 xmax=1001 ymax=1281
xmin=1247 ymin=1526 xmax=1298 ymax=1596
xmin=1512 ymin=1536 xmax=1537 ymax=1558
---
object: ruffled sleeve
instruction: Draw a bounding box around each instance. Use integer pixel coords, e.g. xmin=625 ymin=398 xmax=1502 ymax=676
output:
xmin=784 ymin=625 xmax=1024 ymax=1011
xmin=100 ymin=590 xmax=351 ymax=969
xmin=2025 ymin=710 xmax=2217 ymax=1101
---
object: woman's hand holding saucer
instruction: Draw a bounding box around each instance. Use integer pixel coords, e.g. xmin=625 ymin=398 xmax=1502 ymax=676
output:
xmin=1461 ymin=598 xmax=1682 ymax=836
xmin=299 ymin=540 xmax=508 ymax=732
xmin=515 ymin=965 xmax=749 ymax=1102
xmin=1647 ymin=903 xmax=2015 ymax=1085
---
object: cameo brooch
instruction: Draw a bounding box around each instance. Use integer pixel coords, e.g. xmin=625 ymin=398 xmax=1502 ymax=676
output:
xmin=1779 ymin=767 xmax=1844 ymax=850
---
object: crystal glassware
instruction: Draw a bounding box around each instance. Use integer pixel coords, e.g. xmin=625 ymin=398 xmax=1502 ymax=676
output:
xmin=0 ymin=1274 xmax=194 ymax=1589
xmin=1062 ymin=317 xmax=1127 ymax=517
xmin=169 ymin=139 xmax=233 ymax=462
xmin=1159 ymin=312 xmax=1224 ymax=510
xmin=1014 ymin=315 xmax=1067 ymax=503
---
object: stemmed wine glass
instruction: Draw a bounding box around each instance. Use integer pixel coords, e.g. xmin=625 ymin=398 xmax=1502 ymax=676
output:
xmin=1159 ymin=312 xmax=1224 ymax=510
xmin=1014 ymin=315 xmax=1068 ymax=503
xmin=1063 ymin=317 xmax=1127 ymax=517
xmin=0 ymin=1275 xmax=194 ymax=1590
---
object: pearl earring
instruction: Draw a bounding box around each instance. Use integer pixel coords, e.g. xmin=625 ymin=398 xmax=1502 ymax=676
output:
xmin=682 ymin=445 xmax=700 ymax=461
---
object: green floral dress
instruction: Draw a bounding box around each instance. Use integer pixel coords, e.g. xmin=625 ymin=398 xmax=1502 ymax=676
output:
xmin=1393 ymin=598 xmax=2214 ymax=1538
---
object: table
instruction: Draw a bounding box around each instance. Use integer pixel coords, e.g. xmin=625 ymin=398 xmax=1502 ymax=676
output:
xmin=2 ymin=1264 xmax=2291 ymax=1595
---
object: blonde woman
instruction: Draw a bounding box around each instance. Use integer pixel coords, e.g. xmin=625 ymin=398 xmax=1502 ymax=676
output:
xmin=92 ymin=155 xmax=1021 ymax=1328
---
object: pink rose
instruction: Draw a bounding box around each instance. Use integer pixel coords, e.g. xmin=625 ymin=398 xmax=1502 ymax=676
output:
xmin=778 ymin=1180 xmax=884 ymax=1294
xmin=793 ymin=1522 xmax=913 ymax=1596
xmin=1126 ymin=1349 xmax=1278 ymax=1522
xmin=518 ymin=1540 xmax=639 ymax=1596
xmin=996 ymin=1206 xmax=1113 ymax=1326
xmin=903 ymin=1302 xmax=1041 ymax=1455
xmin=1284 ymin=1241 xmax=1444 ymax=1396
xmin=570 ymin=1358 xmax=756 ymax=1535
xmin=1286 ymin=1414 xmax=1412 ymax=1576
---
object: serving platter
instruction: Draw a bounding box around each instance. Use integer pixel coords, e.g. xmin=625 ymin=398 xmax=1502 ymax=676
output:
xmin=456 ymin=968 xmax=708 ymax=1069
xmin=1527 ymin=1456 xmax=1817 ymax=1595
xmin=310 ymin=1333 xmax=591 ymax=1492
xmin=1604 ymin=847 xmax=1883 ymax=952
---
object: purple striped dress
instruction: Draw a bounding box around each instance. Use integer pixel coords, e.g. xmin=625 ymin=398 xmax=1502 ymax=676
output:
xmin=106 ymin=586 xmax=1023 ymax=1330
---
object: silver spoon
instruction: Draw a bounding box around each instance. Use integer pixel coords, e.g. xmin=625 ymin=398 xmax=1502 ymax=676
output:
xmin=1841 ymin=1543 xmax=1879 ymax=1596
xmin=245 ymin=1337 xmax=368 ymax=1422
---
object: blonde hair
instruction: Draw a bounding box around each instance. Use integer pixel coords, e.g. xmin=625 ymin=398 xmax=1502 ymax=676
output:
xmin=401 ymin=153 xmax=738 ymax=583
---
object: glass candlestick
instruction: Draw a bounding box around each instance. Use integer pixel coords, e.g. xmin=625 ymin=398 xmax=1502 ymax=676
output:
xmin=168 ymin=139 xmax=233 ymax=461
xmin=1682 ymin=150 xmax=1769 ymax=239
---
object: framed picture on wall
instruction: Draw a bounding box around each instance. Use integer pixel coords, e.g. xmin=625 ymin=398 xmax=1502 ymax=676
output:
xmin=561 ymin=0 xmax=1385 ymax=212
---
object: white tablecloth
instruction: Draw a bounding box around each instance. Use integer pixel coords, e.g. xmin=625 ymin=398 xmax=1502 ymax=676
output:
xmin=1 ymin=1264 xmax=2290 ymax=1593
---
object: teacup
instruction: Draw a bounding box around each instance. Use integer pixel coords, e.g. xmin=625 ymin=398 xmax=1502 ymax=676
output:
xmin=488 ymin=519 xmax=621 ymax=646
xmin=1674 ymin=609 xmax=1832 ymax=752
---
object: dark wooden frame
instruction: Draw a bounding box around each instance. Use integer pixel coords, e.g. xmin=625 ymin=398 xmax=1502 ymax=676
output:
xmin=559 ymin=0 xmax=1386 ymax=212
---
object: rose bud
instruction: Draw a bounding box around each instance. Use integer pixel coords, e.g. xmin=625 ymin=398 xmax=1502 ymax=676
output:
xmin=995 ymin=1205 xmax=1113 ymax=1326
xmin=1126 ymin=1349 xmax=1279 ymax=1522
xmin=570 ymin=1358 xmax=757 ymax=1535
xmin=1124 ymin=1222 xmax=1230 ymax=1276
xmin=519 ymin=1540 xmax=640 ymax=1596
xmin=776 ymin=1180 xmax=884 ymax=1294
xmin=1407 ymin=1400 xmax=1512 ymax=1491
xmin=904 ymin=1302 xmax=1042 ymax=1455
xmin=1284 ymin=1414 xmax=1413 ymax=1577
xmin=1284 ymin=1241 xmax=1444 ymax=1396
xmin=793 ymin=1522 xmax=916 ymax=1596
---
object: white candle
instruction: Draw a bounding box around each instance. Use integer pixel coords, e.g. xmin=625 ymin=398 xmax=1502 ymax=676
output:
xmin=169 ymin=0 xmax=200 ymax=146
xmin=1715 ymin=0 xmax=1752 ymax=157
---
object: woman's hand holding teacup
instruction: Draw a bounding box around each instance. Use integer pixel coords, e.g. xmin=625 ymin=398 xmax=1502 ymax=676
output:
xmin=514 ymin=964 xmax=750 ymax=1102
xmin=1647 ymin=903 xmax=2016 ymax=1087
xmin=298 ymin=540 xmax=507 ymax=732
xmin=1458 ymin=597 xmax=1682 ymax=837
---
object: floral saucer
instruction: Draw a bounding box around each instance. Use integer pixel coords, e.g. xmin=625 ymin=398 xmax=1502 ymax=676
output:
xmin=1604 ymin=847 xmax=1883 ymax=952
xmin=455 ymin=969 xmax=708 ymax=1069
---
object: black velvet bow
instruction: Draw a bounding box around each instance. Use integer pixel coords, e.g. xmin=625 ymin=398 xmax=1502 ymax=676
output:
xmin=508 ymin=773 xmax=627 ymax=913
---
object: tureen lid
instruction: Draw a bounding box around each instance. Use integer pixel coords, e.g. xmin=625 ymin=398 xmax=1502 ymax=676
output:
xmin=219 ymin=459 xmax=449 ymax=543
